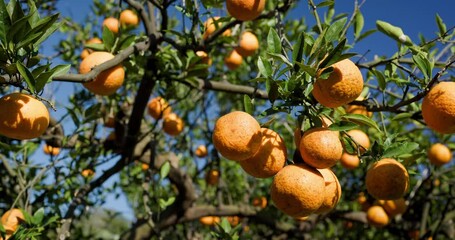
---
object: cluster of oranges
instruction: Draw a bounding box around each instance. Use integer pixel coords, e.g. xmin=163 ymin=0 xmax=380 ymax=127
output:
xmin=147 ymin=96 xmax=184 ymax=136
xmin=1 ymin=208 xmax=25 ymax=239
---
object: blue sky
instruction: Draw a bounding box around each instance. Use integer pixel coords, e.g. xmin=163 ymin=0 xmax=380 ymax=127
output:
xmin=38 ymin=0 xmax=454 ymax=222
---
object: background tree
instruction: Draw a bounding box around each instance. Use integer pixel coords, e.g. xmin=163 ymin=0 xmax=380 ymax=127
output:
xmin=0 ymin=0 xmax=454 ymax=239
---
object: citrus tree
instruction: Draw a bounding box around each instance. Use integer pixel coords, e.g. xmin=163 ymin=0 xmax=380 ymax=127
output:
xmin=0 ymin=0 xmax=454 ymax=239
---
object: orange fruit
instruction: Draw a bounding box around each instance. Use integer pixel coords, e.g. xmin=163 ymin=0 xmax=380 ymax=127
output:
xmin=235 ymin=31 xmax=259 ymax=57
xmin=421 ymin=82 xmax=455 ymax=134
xmin=427 ymin=143 xmax=452 ymax=166
xmin=0 ymin=93 xmax=49 ymax=140
xmin=141 ymin=163 xmax=149 ymax=171
xmin=79 ymin=51 xmax=125 ymax=96
xmin=195 ymin=145 xmax=208 ymax=157
xmin=203 ymin=17 xmax=231 ymax=40
xmin=239 ymin=128 xmax=287 ymax=178
xmin=43 ymin=144 xmax=60 ymax=156
xmin=205 ymin=169 xmax=219 ymax=186
xmin=199 ymin=216 xmax=220 ymax=226
xmin=340 ymin=152 xmax=360 ymax=170
xmin=294 ymin=116 xmax=333 ymax=148
xmin=315 ymin=168 xmax=342 ymax=214
xmin=270 ymin=164 xmax=325 ymax=217
xmin=299 ymin=127 xmax=343 ymax=169
xmin=345 ymin=129 xmax=370 ymax=154
xmin=366 ymin=158 xmax=409 ymax=200
xmin=162 ymin=113 xmax=184 ymax=136
xmin=381 ymin=198 xmax=407 ymax=217
xmin=196 ymin=51 xmax=212 ymax=66
xmin=224 ymin=49 xmax=243 ymax=70
xmin=102 ymin=17 xmax=119 ymax=34
xmin=312 ymin=59 xmax=364 ymax=108
xmin=81 ymin=38 xmax=103 ymax=59
xmin=226 ymin=0 xmax=266 ymax=21
xmin=81 ymin=169 xmax=95 ymax=178
xmin=366 ymin=205 xmax=389 ymax=227
xmin=345 ymin=96 xmax=372 ymax=117
xmin=212 ymin=111 xmax=262 ymax=161
xmin=147 ymin=97 xmax=172 ymax=119
xmin=119 ymin=9 xmax=139 ymax=27
xmin=227 ymin=216 xmax=240 ymax=226
xmin=1 ymin=208 xmax=25 ymax=234
xmin=252 ymin=196 xmax=267 ymax=208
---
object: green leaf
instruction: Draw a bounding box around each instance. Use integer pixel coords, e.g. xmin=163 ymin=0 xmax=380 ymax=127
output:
xmin=267 ymin=28 xmax=281 ymax=54
xmin=328 ymin=121 xmax=358 ymax=131
xmin=266 ymin=78 xmax=279 ymax=103
xmin=243 ymin=94 xmax=253 ymax=114
xmin=102 ymin=26 xmax=115 ymax=52
xmin=412 ymin=54 xmax=432 ymax=79
xmin=318 ymin=38 xmax=346 ymax=69
xmin=392 ymin=112 xmax=413 ymax=121
xmin=8 ymin=13 xmax=32 ymax=44
xmin=435 ymin=14 xmax=447 ymax=36
xmin=356 ymin=29 xmax=376 ymax=42
xmin=219 ymin=218 xmax=232 ymax=233
xmin=341 ymin=113 xmax=380 ymax=131
xmin=354 ymin=10 xmax=364 ymax=39
xmin=35 ymin=64 xmax=70 ymax=92
xmin=372 ymin=69 xmax=386 ymax=91
xmin=316 ymin=0 xmax=334 ymax=7
xmin=0 ymin=0 xmax=11 ymax=44
xmin=33 ymin=20 xmax=61 ymax=49
xmin=376 ymin=20 xmax=412 ymax=46
xmin=84 ymin=43 xmax=105 ymax=51
xmin=17 ymin=61 xmax=35 ymax=93
xmin=266 ymin=52 xmax=293 ymax=66
xmin=292 ymin=32 xmax=305 ymax=71
xmin=309 ymin=29 xmax=326 ymax=60
xmin=119 ymin=35 xmax=136 ymax=50
xmin=257 ymin=56 xmax=273 ymax=78
xmin=32 ymin=208 xmax=45 ymax=225
xmin=341 ymin=135 xmax=357 ymax=155
xmin=382 ymin=142 xmax=419 ymax=158
xmin=325 ymin=17 xmax=347 ymax=42
xmin=160 ymin=161 xmax=170 ymax=180
xmin=15 ymin=32 xmax=41 ymax=50
xmin=295 ymin=62 xmax=316 ymax=77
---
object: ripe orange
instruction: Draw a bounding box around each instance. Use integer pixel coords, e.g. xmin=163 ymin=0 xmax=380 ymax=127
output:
xmin=366 ymin=158 xmax=409 ymax=200
xmin=239 ymin=128 xmax=287 ymax=178
xmin=199 ymin=216 xmax=220 ymax=226
xmin=81 ymin=169 xmax=95 ymax=178
xmin=226 ymin=0 xmax=266 ymax=21
xmin=205 ymin=169 xmax=219 ymax=186
xmin=270 ymin=164 xmax=325 ymax=217
xmin=162 ymin=113 xmax=184 ymax=136
xmin=43 ymin=144 xmax=60 ymax=156
xmin=141 ymin=162 xmax=149 ymax=171
xmin=212 ymin=111 xmax=262 ymax=161
xmin=312 ymin=59 xmax=364 ymax=108
xmin=103 ymin=17 xmax=119 ymax=34
xmin=227 ymin=216 xmax=240 ymax=226
xmin=203 ymin=17 xmax=231 ymax=40
xmin=366 ymin=205 xmax=389 ymax=227
xmin=224 ymin=49 xmax=243 ymax=70
xmin=1 ymin=208 xmax=25 ymax=234
xmin=196 ymin=51 xmax=212 ymax=66
xmin=340 ymin=152 xmax=360 ymax=170
xmin=79 ymin=51 xmax=125 ymax=96
xmin=427 ymin=143 xmax=452 ymax=166
xmin=294 ymin=116 xmax=333 ymax=148
xmin=195 ymin=145 xmax=208 ymax=157
xmin=0 ymin=93 xmax=49 ymax=140
xmin=119 ymin=9 xmax=139 ymax=27
xmin=299 ymin=127 xmax=343 ymax=169
xmin=252 ymin=196 xmax=267 ymax=208
xmin=147 ymin=97 xmax=172 ymax=119
xmin=422 ymin=82 xmax=455 ymax=134
xmin=235 ymin=31 xmax=259 ymax=57
xmin=81 ymin=37 xmax=103 ymax=60
xmin=315 ymin=168 xmax=342 ymax=214
xmin=346 ymin=129 xmax=370 ymax=154
xmin=358 ymin=192 xmax=371 ymax=211
xmin=345 ymin=96 xmax=372 ymax=117
xmin=381 ymin=198 xmax=407 ymax=217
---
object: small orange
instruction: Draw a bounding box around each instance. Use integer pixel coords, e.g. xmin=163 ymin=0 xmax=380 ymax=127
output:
xmin=312 ymin=59 xmax=364 ymax=108
xmin=345 ymin=96 xmax=372 ymax=117
xmin=340 ymin=152 xmax=360 ymax=170
xmin=195 ymin=51 xmax=212 ymax=66
xmin=235 ymin=31 xmax=259 ymax=57
xmin=366 ymin=158 xmax=409 ymax=200
xmin=421 ymin=82 xmax=455 ymax=134
xmin=81 ymin=169 xmax=95 ymax=178
xmin=212 ymin=111 xmax=262 ymax=161
xmin=195 ymin=145 xmax=208 ymax=157
xmin=299 ymin=127 xmax=343 ymax=169
xmin=43 ymin=144 xmax=60 ymax=156
xmin=119 ymin=9 xmax=139 ymax=27
xmin=0 ymin=93 xmax=50 ymax=140
xmin=147 ymin=97 xmax=172 ymax=119
xmin=224 ymin=49 xmax=243 ymax=70
xmin=381 ymin=198 xmax=407 ymax=217
xmin=227 ymin=216 xmax=240 ymax=226
xmin=252 ymin=196 xmax=267 ymax=208
xmin=103 ymin=17 xmax=119 ymax=34
xmin=141 ymin=163 xmax=149 ymax=171
xmin=345 ymin=129 xmax=370 ymax=154
xmin=205 ymin=169 xmax=219 ymax=186
xmin=226 ymin=0 xmax=266 ymax=21
xmin=81 ymin=37 xmax=103 ymax=59
xmin=199 ymin=216 xmax=220 ymax=226
xmin=427 ymin=143 xmax=452 ymax=166
xmin=79 ymin=51 xmax=125 ymax=96
xmin=315 ymin=168 xmax=342 ymax=214
xmin=366 ymin=205 xmax=389 ymax=227
xmin=239 ymin=128 xmax=287 ymax=178
xmin=162 ymin=113 xmax=184 ymax=136
xmin=203 ymin=17 xmax=231 ymax=40
xmin=1 ymin=208 xmax=25 ymax=233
